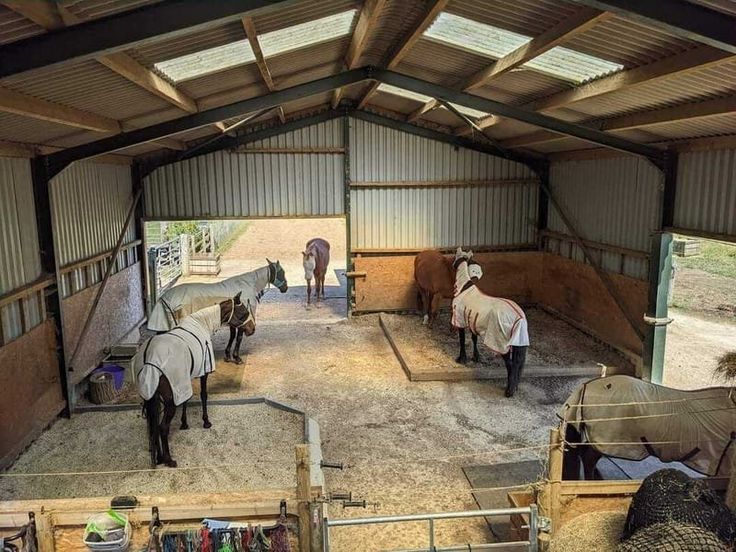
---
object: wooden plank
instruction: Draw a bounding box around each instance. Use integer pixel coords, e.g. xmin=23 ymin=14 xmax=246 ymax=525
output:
xmin=58 ymin=240 xmax=141 ymax=275
xmin=295 ymin=445 xmax=312 ymax=552
xmin=152 ymin=136 xmax=188 ymax=151
xmin=98 ymin=53 xmax=198 ymax=113
xmin=454 ymin=115 xmax=499 ymax=136
xmin=350 ymin=178 xmax=538 ymax=189
xmin=0 ymin=140 xmax=35 ymax=157
xmin=345 ymin=0 xmax=388 ymax=68
xmin=242 ymin=16 xmax=275 ymax=91
xmin=528 ymin=46 xmax=733 ymax=112
xmin=352 ymin=244 xmax=535 ymax=255
xmin=541 ymin=229 xmax=650 ymax=259
xmin=0 ymin=86 xmax=121 ymax=133
xmin=0 ymin=275 xmax=55 ymax=309
xmin=233 ymin=147 xmax=346 ymax=154
xmin=464 ymin=8 xmax=611 ymax=90
xmin=357 ymin=0 xmax=448 ymax=108
xmin=379 ymin=314 xmax=413 ymax=381
xmin=407 ymin=98 xmax=439 ymax=122
xmin=666 ymin=226 xmax=736 ymax=245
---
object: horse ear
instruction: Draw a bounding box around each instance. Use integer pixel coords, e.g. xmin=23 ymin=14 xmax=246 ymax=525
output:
xmin=234 ymin=291 xmax=242 ymax=304
xmin=468 ymin=250 xmax=474 ymax=258
xmin=266 ymin=258 xmax=272 ymax=264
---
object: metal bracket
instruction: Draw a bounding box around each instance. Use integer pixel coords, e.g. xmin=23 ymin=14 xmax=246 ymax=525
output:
xmin=537 ymin=516 xmax=551 ymax=533
xmin=320 ymin=460 xmax=344 ymax=470
xmin=643 ymin=315 xmax=674 ymax=326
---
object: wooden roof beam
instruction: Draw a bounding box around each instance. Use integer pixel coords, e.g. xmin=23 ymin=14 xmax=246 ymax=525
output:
xmin=333 ymin=0 xmax=388 ymax=110
xmin=0 ymin=0 xmax=64 ymax=29
xmin=502 ymin=94 xmax=736 ymax=147
xmin=356 ymin=0 xmax=449 ymax=109
xmin=465 ymin=7 xmax=612 ymax=90
xmin=454 ymin=115 xmax=500 ymax=136
xmin=241 ymin=16 xmax=285 ymax=124
xmin=0 ymin=86 xmax=121 ymax=132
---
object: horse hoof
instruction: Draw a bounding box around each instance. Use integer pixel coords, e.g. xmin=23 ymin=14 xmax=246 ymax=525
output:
xmin=456 ymin=355 xmax=467 ymax=364
xmin=224 ymin=357 xmax=233 ymax=364
xmin=473 ymin=354 xmax=480 ymax=363
xmin=234 ymin=357 xmax=243 ymax=365
xmin=505 ymin=388 xmax=514 ymax=398
xmin=180 ymin=423 xmax=189 ymax=430
xmin=166 ymin=460 xmax=177 ymax=468
xmin=203 ymin=421 xmax=212 ymax=429
xmin=422 ymin=315 xmax=428 ymax=325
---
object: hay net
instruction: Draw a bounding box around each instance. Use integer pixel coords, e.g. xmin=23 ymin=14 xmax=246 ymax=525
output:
xmin=621 ymin=469 xmax=736 ymax=547
xmin=617 ymin=522 xmax=730 ymax=552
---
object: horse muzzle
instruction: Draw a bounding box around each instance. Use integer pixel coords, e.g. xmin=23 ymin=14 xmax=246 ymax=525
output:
xmin=278 ymin=283 xmax=288 ymax=293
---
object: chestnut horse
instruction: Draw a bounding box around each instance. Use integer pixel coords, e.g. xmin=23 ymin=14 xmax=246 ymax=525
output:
xmin=414 ymin=250 xmax=455 ymax=327
xmin=302 ymin=238 xmax=330 ymax=305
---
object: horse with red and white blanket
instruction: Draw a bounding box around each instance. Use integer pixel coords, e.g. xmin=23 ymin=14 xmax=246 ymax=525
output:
xmin=451 ymin=247 xmax=529 ymax=397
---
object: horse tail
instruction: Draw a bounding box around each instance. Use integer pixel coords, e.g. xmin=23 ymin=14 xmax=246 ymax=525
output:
xmin=562 ymin=423 xmax=584 ymax=480
xmin=144 ymin=392 xmax=160 ymax=467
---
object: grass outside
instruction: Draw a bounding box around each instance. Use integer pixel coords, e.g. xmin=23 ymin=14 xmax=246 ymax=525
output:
xmin=216 ymin=220 xmax=250 ymax=254
xmin=674 ymin=237 xmax=736 ymax=278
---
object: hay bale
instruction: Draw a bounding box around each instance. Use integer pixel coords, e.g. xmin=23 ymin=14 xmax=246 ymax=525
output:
xmin=550 ymin=511 xmax=626 ymax=552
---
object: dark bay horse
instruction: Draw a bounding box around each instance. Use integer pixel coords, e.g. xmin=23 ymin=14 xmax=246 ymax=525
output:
xmin=414 ymin=249 xmax=455 ymax=327
xmin=135 ymin=294 xmax=254 ymax=468
xmin=302 ymin=238 xmax=330 ymax=305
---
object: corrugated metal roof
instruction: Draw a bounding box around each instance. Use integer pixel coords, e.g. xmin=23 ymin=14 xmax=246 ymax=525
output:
xmin=1 ymin=60 xmax=173 ymax=121
xmin=355 ymin=0 xmax=428 ymax=67
xmin=268 ymin=37 xmax=348 ymax=78
xmin=0 ymin=5 xmax=45 ymax=45
xmin=642 ymin=113 xmax=736 ymax=139
xmin=686 ymin=0 xmax=736 ymax=16
xmin=478 ymin=69 xmax=573 ymax=105
xmin=178 ymin=64 xmax=264 ymax=99
xmin=250 ymin=0 xmax=358 ymax=34
xmin=566 ymin=58 xmax=736 ymax=118
xmin=61 ymin=0 xmax=163 ymax=21
xmin=400 ymin=37 xmax=491 ymax=85
xmin=0 ymin=112 xmax=79 ymax=143
xmin=447 ymin=0 xmax=578 ymax=38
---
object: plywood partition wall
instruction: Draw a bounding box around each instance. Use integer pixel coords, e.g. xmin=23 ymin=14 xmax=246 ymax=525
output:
xmin=353 ymin=251 xmax=647 ymax=358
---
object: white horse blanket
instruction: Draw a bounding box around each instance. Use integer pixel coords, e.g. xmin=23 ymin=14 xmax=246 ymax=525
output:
xmin=135 ymin=305 xmax=220 ymax=406
xmin=451 ymin=261 xmax=529 ymax=354
xmin=148 ymin=266 xmax=268 ymax=331
xmin=561 ymin=375 xmax=736 ymax=476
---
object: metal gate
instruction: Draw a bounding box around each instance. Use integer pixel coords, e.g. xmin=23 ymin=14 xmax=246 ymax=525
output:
xmin=323 ymin=505 xmax=540 ymax=551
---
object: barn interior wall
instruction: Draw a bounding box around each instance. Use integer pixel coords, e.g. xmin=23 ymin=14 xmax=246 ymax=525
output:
xmin=674 ymin=148 xmax=736 ymax=241
xmin=50 ymin=162 xmax=143 ymax=383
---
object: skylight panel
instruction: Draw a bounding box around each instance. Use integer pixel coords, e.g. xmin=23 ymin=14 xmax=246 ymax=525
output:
xmin=155 ymin=9 xmax=357 ymax=83
xmin=377 ymin=84 xmax=490 ymax=119
xmin=425 ymin=12 xmax=623 ymax=83
xmin=155 ymin=41 xmax=255 ymax=83
xmin=260 ymin=10 xmax=357 ymax=57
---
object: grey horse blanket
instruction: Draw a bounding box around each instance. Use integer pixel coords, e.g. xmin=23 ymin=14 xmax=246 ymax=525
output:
xmin=560 ymin=375 xmax=736 ymax=476
xmin=135 ymin=305 xmax=220 ymax=405
xmin=147 ymin=266 xmax=268 ymax=331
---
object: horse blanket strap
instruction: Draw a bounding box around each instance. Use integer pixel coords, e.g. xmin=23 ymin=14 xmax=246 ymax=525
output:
xmin=460 ymin=280 xmax=476 ymax=294
xmin=134 ymin=305 xmax=219 ymax=405
xmin=452 ymin=257 xmax=467 ymax=269
xmin=561 ymin=375 xmax=736 ymax=476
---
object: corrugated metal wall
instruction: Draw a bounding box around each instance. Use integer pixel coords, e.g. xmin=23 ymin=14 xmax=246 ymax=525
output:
xmin=675 ymin=148 xmax=736 ymax=239
xmin=350 ymin=119 xmax=539 ymax=249
xmin=0 ymin=156 xmax=42 ymax=342
xmin=144 ymin=119 xmax=345 ymax=219
xmin=50 ymin=162 xmax=136 ymax=296
xmin=548 ymin=156 xmax=663 ymax=280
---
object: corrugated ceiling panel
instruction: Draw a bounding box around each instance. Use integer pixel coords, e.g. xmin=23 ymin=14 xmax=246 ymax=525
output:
xmin=144 ymin=119 xmax=345 ymax=219
xmin=478 ymin=69 xmax=572 ymax=105
xmin=675 ymin=148 xmax=736 ymax=238
xmin=548 ymin=157 xmax=662 ymax=279
xmin=1 ymin=60 xmax=172 ymax=120
xmin=565 ymin=59 xmax=736 ymax=118
xmin=50 ymin=162 xmax=136 ymax=266
xmin=60 ymin=0 xmax=163 ymax=20
xmin=250 ymin=0 xmax=358 ymax=34
xmin=641 ymin=114 xmax=736 ymax=140
xmin=0 ymin=157 xmax=41 ymax=294
xmin=686 ymin=0 xmax=736 ymax=16
xmin=178 ymin=64 xmax=264 ymax=99
xmin=447 ymin=0 xmax=577 ymax=38
xmin=359 ymin=0 xmax=428 ymax=67
xmin=399 ymin=37 xmax=488 ymax=85
xmin=268 ymin=38 xmax=348 ymax=78
xmin=0 ymin=112 xmax=77 ymax=143
xmin=350 ymin=117 xmax=539 ymax=249
xmin=0 ymin=4 xmax=45 ymax=45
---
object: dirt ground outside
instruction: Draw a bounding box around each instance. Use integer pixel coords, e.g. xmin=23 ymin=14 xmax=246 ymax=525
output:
xmin=665 ymin=238 xmax=736 ymax=390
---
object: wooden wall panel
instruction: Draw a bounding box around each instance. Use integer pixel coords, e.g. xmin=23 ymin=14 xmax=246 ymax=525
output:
xmin=0 ymin=320 xmax=63 ymax=469
xmin=62 ymin=262 xmax=144 ymax=386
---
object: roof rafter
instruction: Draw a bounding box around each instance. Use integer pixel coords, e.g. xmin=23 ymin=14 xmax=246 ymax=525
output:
xmin=407 ymin=7 xmax=610 ymax=124
xmin=332 ymin=0 xmax=387 ymax=109
xmin=500 ymin=94 xmax=736 ymax=147
xmin=242 ymin=16 xmax=285 ymax=124
xmin=357 ymin=0 xmax=449 ymax=109
xmin=568 ymin=0 xmax=736 ymax=54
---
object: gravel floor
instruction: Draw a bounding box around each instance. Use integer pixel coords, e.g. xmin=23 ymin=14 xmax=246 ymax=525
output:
xmin=0 ymin=403 xmax=303 ymax=500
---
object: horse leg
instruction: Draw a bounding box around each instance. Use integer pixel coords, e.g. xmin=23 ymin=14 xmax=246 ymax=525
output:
xmin=502 ymin=352 xmax=514 ymax=397
xmin=456 ymin=328 xmax=467 ymax=364
xmin=180 ymin=399 xmax=189 ymax=430
xmin=471 ymin=333 xmax=480 ymax=362
xmin=144 ymin=391 xmax=162 ymax=467
xmin=507 ymin=345 xmax=527 ymax=397
xmin=159 ymin=397 xmax=178 ymax=468
xmin=201 ymin=374 xmax=212 ymax=429
xmin=306 ymin=278 xmax=312 ymax=305
xmin=428 ymin=293 xmax=443 ymax=328
xmin=581 ymin=447 xmax=603 ymax=480
xmin=224 ymin=326 xmax=236 ymax=363
xmin=420 ymin=290 xmax=430 ymax=325
xmin=233 ymin=328 xmax=244 ymax=365
xmin=562 ymin=425 xmax=583 ymax=480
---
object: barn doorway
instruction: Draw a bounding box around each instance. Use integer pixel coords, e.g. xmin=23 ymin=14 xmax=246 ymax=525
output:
xmin=144 ymin=217 xmax=348 ymax=323
xmin=663 ymin=234 xmax=736 ymax=389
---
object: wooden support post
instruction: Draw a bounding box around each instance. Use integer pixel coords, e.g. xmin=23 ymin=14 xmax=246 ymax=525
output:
xmin=548 ymin=427 xmax=564 ymax=536
xmin=35 ymin=512 xmax=55 ymax=552
xmin=343 ymin=113 xmax=353 ymax=316
xmin=131 ymin=163 xmax=148 ymax=315
xmin=296 ymin=444 xmax=312 ymax=552
xmin=537 ymin=167 xmax=550 ymax=250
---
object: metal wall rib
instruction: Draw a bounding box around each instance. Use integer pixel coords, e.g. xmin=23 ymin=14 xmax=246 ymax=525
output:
xmin=0 ymin=156 xmax=42 ymax=342
xmin=349 ymin=118 xmax=539 ymax=249
xmin=50 ymin=162 xmax=136 ymax=267
xmin=675 ymin=148 xmax=736 ymax=239
xmin=144 ymin=119 xmax=345 ymax=219
xmin=548 ymin=156 xmax=663 ymax=280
